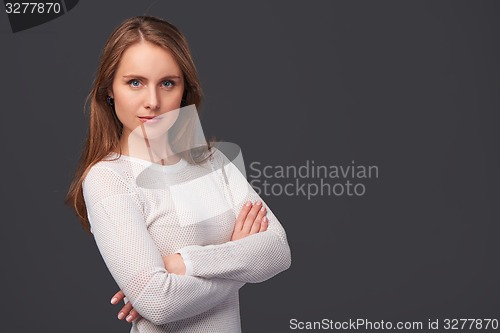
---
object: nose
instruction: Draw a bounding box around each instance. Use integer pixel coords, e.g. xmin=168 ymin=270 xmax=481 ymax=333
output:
xmin=145 ymin=87 xmax=160 ymax=110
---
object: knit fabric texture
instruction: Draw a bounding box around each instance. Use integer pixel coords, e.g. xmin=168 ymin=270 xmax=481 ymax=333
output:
xmin=82 ymin=147 xmax=291 ymax=332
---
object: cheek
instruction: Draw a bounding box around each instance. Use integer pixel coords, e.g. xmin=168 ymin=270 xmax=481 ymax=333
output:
xmin=114 ymin=90 xmax=141 ymax=114
xmin=152 ymin=92 xmax=184 ymax=114
xmin=163 ymin=90 xmax=184 ymax=106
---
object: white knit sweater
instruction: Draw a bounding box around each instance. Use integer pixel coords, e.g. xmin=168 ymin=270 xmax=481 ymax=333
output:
xmin=82 ymin=147 xmax=291 ymax=332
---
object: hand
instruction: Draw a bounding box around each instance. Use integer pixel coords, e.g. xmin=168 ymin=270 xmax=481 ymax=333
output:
xmin=110 ymin=290 xmax=142 ymax=323
xmin=231 ymin=200 xmax=269 ymax=241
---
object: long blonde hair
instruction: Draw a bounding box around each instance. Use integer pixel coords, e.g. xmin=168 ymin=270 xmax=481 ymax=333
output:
xmin=65 ymin=16 xmax=209 ymax=233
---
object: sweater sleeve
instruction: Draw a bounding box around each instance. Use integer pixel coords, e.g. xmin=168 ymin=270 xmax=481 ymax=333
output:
xmin=174 ymin=148 xmax=292 ymax=283
xmin=82 ymin=166 xmax=244 ymax=326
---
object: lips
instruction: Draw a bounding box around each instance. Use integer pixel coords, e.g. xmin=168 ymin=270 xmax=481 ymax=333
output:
xmin=138 ymin=116 xmax=161 ymax=123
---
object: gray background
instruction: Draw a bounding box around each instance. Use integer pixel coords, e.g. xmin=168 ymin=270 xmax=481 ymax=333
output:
xmin=1 ymin=1 xmax=499 ymax=332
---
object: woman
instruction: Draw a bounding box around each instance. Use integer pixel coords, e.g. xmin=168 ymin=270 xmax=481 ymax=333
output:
xmin=66 ymin=15 xmax=291 ymax=332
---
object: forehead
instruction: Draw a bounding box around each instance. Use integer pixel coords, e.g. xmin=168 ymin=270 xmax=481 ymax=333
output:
xmin=115 ymin=41 xmax=182 ymax=76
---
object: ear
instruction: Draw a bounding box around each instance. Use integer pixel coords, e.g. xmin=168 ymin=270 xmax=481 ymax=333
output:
xmin=107 ymin=89 xmax=114 ymax=98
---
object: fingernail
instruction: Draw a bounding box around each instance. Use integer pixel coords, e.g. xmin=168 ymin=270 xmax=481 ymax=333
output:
xmin=118 ymin=312 xmax=125 ymax=320
xmin=255 ymin=200 xmax=261 ymax=206
xmin=126 ymin=315 xmax=133 ymax=322
xmin=111 ymin=297 xmax=118 ymax=304
xmin=245 ymin=201 xmax=251 ymax=206
xmin=262 ymin=217 xmax=267 ymax=222
xmin=260 ymin=206 xmax=266 ymax=212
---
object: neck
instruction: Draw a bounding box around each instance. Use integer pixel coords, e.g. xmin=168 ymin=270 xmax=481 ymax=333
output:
xmin=118 ymin=125 xmax=178 ymax=165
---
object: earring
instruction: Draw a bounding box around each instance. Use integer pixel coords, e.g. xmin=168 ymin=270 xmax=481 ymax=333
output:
xmin=106 ymin=95 xmax=114 ymax=106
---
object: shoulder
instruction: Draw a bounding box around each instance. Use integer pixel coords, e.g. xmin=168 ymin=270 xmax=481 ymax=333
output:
xmin=209 ymin=142 xmax=247 ymax=179
xmin=84 ymin=155 xmax=127 ymax=185
xmin=82 ymin=156 xmax=139 ymax=207
xmin=84 ymin=152 xmax=141 ymax=184
xmin=209 ymin=142 xmax=242 ymax=165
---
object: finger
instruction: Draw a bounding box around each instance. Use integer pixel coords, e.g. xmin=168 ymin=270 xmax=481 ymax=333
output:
xmin=111 ymin=290 xmax=125 ymax=304
xmin=234 ymin=201 xmax=252 ymax=232
xmin=126 ymin=308 xmax=139 ymax=322
xmin=118 ymin=302 xmax=133 ymax=320
xmin=242 ymin=201 xmax=262 ymax=233
xmin=250 ymin=205 xmax=266 ymax=234
xmin=259 ymin=216 xmax=269 ymax=232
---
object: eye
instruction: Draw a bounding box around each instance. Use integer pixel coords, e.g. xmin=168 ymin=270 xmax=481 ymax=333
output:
xmin=162 ymin=80 xmax=175 ymax=88
xmin=128 ymin=79 xmax=141 ymax=87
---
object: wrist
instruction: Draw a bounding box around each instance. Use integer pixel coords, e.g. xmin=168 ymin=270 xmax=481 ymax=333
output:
xmin=175 ymin=253 xmax=186 ymax=275
xmin=162 ymin=253 xmax=187 ymax=275
xmin=175 ymin=249 xmax=193 ymax=276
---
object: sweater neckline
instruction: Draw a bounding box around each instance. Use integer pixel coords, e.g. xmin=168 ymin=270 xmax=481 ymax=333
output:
xmin=107 ymin=152 xmax=188 ymax=172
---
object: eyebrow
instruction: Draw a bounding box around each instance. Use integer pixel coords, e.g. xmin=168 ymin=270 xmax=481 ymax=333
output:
xmin=122 ymin=74 xmax=182 ymax=80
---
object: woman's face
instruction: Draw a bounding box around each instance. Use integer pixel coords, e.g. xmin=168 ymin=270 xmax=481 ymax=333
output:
xmin=109 ymin=41 xmax=185 ymax=140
